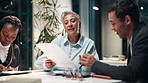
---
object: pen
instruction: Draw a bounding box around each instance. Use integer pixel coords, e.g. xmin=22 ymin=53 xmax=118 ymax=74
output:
xmin=50 ymin=62 xmax=55 ymax=67
xmin=3 ymin=57 xmax=13 ymax=71
xmin=91 ymin=75 xmax=112 ymax=79
xmin=79 ymin=55 xmax=83 ymax=69
xmin=79 ymin=64 xmax=83 ymax=70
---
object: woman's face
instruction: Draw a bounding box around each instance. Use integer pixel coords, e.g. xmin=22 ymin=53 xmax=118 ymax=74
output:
xmin=63 ymin=14 xmax=80 ymax=36
xmin=0 ymin=24 xmax=19 ymax=46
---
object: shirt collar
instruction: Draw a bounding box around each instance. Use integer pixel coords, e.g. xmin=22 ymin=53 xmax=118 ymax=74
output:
xmin=63 ymin=34 xmax=83 ymax=47
xmin=129 ymin=37 xmax=133 ymax=46
xmin=0 ymin=42 xmax=10 ymax=50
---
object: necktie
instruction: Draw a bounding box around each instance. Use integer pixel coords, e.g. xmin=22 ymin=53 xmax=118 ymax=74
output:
xmin=127 ymin=45 xmax=131 ymax=64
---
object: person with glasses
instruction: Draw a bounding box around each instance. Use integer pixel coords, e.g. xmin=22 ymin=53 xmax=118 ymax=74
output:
xmin=0 ymin=16 xmax=22 ymax=72
xmin=34 ymin=11 xmax=99 ymax=72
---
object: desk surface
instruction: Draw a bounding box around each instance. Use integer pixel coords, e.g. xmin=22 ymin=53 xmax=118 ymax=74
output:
xmin=0 ymin=70 xmax=127 ymax=83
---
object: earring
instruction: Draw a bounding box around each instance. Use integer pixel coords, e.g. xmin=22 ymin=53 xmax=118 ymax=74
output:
xmin=77 ymin=27 xmax=80 ymax=33
xmin=77 ymin=22 xmax=80 ymax=33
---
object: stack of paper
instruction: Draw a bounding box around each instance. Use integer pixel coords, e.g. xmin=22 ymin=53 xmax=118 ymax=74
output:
xmin=36 ymin=43 xmax=77 ymax=68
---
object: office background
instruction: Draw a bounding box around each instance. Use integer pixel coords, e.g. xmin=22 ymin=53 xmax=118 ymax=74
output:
xmin=0 ymin=0 xmax=147 ymax=70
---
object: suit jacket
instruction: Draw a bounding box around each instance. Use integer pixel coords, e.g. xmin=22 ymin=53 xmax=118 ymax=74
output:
xmin=0 ymin=43 xmax=20 ymax=68
xmin=91 ymin=22 xmax=148 ymax=83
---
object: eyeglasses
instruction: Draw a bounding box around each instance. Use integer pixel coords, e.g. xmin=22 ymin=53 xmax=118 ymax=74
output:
xmin=64 ymin=69 xmax=83 ymax=80
xmin=1 ymin=31 xmax=16 ymax=40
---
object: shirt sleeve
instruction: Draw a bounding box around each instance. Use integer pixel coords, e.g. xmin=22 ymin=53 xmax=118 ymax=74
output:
xmin=87 ymin=40 xmax=99 ymax=60
xmin=90 ymin=44 xmax=99 ymax=60
xmin=34 ymin=54 xmax=49 ymax=70
xmin=51 ymin=36 xmax=62 ymax=45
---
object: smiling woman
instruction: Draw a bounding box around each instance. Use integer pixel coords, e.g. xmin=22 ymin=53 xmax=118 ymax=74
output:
xmin=34 ymin=11 xmax=99 ymax=73
xmin=61 ymin=11 xmax=81 ymax=44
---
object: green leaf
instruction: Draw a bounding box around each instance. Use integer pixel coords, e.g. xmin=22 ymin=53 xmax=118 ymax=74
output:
xmin=33 ymin=0 xmax=63 ymax=59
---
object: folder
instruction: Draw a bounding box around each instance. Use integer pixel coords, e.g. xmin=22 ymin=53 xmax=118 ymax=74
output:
xmin=0 ymin=78 xmax=41 ymax=83
xmin=0 ymin=71 xmax=31 ymax=76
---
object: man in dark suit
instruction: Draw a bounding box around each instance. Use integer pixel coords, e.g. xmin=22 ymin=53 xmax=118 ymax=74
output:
xmin=0 ymin=16 xmax=22 ymax=72
xmin=80 ymin=0 xmax=148 ymax=82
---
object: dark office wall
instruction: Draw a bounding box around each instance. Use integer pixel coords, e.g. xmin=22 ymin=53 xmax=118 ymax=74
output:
xmin=89 ymin=0 xmax=102 ymax=59
xmin=18 ymin=0 xmax=32 ymax=70
xmin=139 ymin=0 xmax=148 ymax=25
xmin=72 ymin=0 xmax=102 ymax=59
xmin=72 ymin=0 xmax=79 ymax=14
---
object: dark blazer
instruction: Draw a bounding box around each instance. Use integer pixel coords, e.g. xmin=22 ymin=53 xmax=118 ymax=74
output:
xmin=91 ymin=22 xmax=148 ymax=83
xmin=0 ymin=43 xmax=20 ymax=68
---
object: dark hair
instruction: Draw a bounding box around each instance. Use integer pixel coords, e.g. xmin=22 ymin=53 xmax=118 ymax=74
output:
xmin=107 ymin=0 xmax=140 ymax=24
xmin=0 ymin=16 xmax=22 ymax=31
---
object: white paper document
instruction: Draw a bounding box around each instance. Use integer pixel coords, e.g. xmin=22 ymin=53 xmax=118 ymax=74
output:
xmin=36 ymin=43 xmax=77 ymax=69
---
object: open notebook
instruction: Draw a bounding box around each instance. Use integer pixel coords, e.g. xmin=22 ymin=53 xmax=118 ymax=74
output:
xmin=36 ymin=43 xmax=77 ymax=69
xmin=0 ymin=71 xmax=31 ymax=76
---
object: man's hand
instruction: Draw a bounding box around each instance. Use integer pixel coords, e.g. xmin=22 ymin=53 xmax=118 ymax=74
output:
xmin=80 ymin=53 xmax=96 ymax=68
xmin=45 ymin=59 xmax=56 ymax=69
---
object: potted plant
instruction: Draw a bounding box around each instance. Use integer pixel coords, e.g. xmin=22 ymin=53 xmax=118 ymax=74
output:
xmin=33 ymin=0 xmax=62 ymax=59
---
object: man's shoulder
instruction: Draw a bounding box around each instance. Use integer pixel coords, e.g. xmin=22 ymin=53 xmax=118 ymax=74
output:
xmin=137 ymin=23 xmax=148 ymax=35
xmin=133 ymin=22 xmax=148 ymax=44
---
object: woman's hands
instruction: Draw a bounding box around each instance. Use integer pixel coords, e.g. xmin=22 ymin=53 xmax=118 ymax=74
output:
xmin=0 ymin=64 xmax=15 ymax=72
xmin=0 ymin=64 xmax=5 ymax=72
xmin=45 ymin=59 xmax=56 ymax=69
